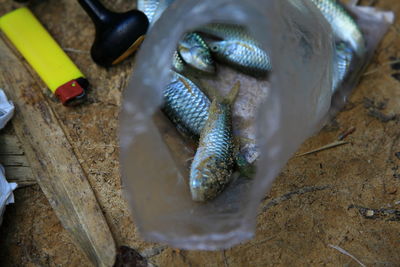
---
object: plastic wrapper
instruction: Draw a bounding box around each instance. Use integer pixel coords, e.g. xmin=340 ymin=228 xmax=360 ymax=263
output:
xmin=0 ymin=89 xmax=16 ymax=226
xmin=0 ymin=165 xmax=17 ymax=226
xmin=120 ymin=0 xmax=393 ymax=249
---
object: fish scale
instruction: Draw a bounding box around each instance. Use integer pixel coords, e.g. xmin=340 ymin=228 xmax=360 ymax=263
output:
xmin=137 ymin=0 xmax=159 ymax=23
xmin=198 ymin=23 xmax=272 ymax=76
xmin=190 ymin=103 xmax=235 ymax=201
xmin=162 ymin=73 xmax=210 ymax=136
xmin=333 ymin=41 xmax=353 ymax=92
xmin=190 ymin=83 xmax=239 ymax=202
xmin=198 ymin=23 xmax=256 ymax=43
xmin=209 ymin=40 xmax=271 ymax=77
xmin=309 ymin=0 xmax=365 ymax=57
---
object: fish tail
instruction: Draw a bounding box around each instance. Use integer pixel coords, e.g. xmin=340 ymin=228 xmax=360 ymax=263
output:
xmin=236 ymin=153 xmax=256 ymax=179
xmin=194 ymin=80 xmax=240 ymax=105
xmin=222 ymin=81 xmax=240 ymax=105
xmin=195 ymin=80 xmax=219 ymax=100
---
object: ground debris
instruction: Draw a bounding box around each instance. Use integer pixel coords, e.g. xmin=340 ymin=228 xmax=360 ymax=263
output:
xmin=114 ymin=246 xmax=148 ymax=267
xmin=338 ymin=127 xmax=356 ymax=141
xmin=322 ymin=119 xmax=340 ymax=132
xmin=392 ymin=73 xmax=400 ymax=82
xmin=328 ymin=244 xmax=366 ymax=267
xmin=141 ymin=245 xmax=168 ymax=258
xmin=390 ymin=56 xmax=400 ymax=70
xmin=349 ymin=205 xmax=400 ymax=222
xmin=363 ymin=98 xmax=397 ymax=122
xmin=367 ymin=110 xmax=397 ymax=122
xmin=262 ymin=185 xmax=331 ymax=212
xmin=363 ymin=97 xmax=387 ymax=110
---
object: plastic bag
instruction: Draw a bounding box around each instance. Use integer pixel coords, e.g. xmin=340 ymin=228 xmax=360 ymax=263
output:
xmin=120 ymin=0 xmax=393 ymax=249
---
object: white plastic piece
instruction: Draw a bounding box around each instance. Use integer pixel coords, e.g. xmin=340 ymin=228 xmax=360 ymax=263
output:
xmin=0 ymin=165 xmax=17 ymax=226
xmin=0 ymin=89 xmax=16 ymax=226
xmin=0 ymin=89 xmax=14 ymax=129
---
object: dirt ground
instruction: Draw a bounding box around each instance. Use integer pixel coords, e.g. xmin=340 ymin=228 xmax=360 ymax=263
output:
xmin=1 ymin=0 xmax=400 ymax=266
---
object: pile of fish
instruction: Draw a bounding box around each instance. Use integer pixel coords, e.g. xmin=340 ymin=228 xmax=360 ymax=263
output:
xmin=137 ymin=0 xmax=366 ymax=202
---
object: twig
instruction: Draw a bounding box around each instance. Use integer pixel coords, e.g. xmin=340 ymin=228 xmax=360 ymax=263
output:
xmin=296 ymin=141 xmax=348 ymax=157
xmin=363 ymin=59 xmax=400 ymax=76
xmin=328 ymin=244 xmax=366 ymax=267
xmin=262 ymin=185 xmax=330 ymax=212
xmin=349 ymin=204 xmax=400 ymax=221
xmin=244 ymin=236 xmax=276 ymax=249
xmin=223 ymin=250 xmax=229 ymax=267
xmin=338 ymin=127 xmax=356 ymax=141
xmin=62 ymin=47 xmax=90 ymax=54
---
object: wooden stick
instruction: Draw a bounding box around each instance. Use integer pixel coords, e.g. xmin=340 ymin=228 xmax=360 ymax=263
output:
xmin=296 ymin=140 xmax=349 ymax=157
xmin=0 ymin=38 xmax=116 ymax=266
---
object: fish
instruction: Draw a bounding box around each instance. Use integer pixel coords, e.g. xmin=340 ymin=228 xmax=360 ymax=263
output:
xmin=137 ymin=0 xmax=160 ymax=23
xmin=162 ymin=72 xmax=210 ymax=136
xmin=172 ymin=50 xmax=186 ymax=74
xmin=198 ymin=23 xmax=257 ymax=43
xmin=190 ymin=82 xmax=240 ymax=202
xmin=209 ymin=40 xmax=271 ymax=77
xmin=332 ymin=41 xmax=353 ymax=92
xmin=197 ymin=23 xmax=272 ymax=76
xmin=151 ymin=0 xmax=175 ymax=25
xmin=178 ymin=33 xmax=215 ymax=74
xmin=309 ymin=0 xmax=366 ymax=57
xmin=137 ymin=0 xmax=174 ymax=24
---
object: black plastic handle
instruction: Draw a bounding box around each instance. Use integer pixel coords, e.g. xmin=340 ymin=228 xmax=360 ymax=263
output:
xmin=78 ymin=0 xmax=149 ymax=66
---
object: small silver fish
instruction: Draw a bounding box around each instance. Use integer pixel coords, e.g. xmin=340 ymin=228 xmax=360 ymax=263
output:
xmin=162 ymin=72 xmax=210 ymax=136
xmin=178 ymin=33 xmax=215 ymax=74
xmin=137 ymin=0 xmax=174 ymax=24
xmin=333 ymin=41 xmax=353 ymax=92
xmin=198 ymin=23 xmax=271 ymax=76
xmin=151 ymin=0 xmax=175 ymax=25
xmin=137 ymin=0 xmax=159 ymax=23
xmin=309 ymin=0 xmax=365 ymax=57
xmin=209 ymin=40 xmax=271 ymax=77
xmin=198 ymin=23 xmax=256 ymax=43
xmin=190 ymin=82 xmax=239 ymax=202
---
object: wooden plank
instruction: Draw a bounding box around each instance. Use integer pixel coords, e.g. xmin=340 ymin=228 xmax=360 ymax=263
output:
xmin=0 ymin=154 xmax=30 ymax=166
xmin=4 ymin=166 xmax=36 ymax=187
xmin=0 ymin=134 xmax=24 ymax=155
xmin=0 ymin=131 xmax=35 ymax=186
xmin=0 ymin=38 xmax=116 ymax=266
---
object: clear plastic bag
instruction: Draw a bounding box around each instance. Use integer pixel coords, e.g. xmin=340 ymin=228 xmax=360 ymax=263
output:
xmin=120 ymin=0 xmax=393 ymax=250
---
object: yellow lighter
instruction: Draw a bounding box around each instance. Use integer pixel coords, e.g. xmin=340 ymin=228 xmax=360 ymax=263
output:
xmin=0 ymin=7 xmax=88 ymax=105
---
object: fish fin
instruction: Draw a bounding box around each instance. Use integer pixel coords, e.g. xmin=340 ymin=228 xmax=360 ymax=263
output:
xmin=196 ymin=155 xmax=214 ymax=170
xmin=185 ymin=156 xmax=194 ymax=163
xmin=194 ymin=79 xmax=219 ymax=101
xmin=235 ymin=153 xmax=256 ymax=179
xmin=236 ymin=136 xmax=256 ymax=144
xmin=178 ymin=76 xmax=196 ymax=97
xmin=232 ymin=136 xmax=255 ymax=179
xmin=223 ymin=81 xmax=240 ymax=105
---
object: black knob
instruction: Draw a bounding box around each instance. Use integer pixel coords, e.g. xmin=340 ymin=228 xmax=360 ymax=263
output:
xmin=78 ymin=0 xmax=149 ymax=67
